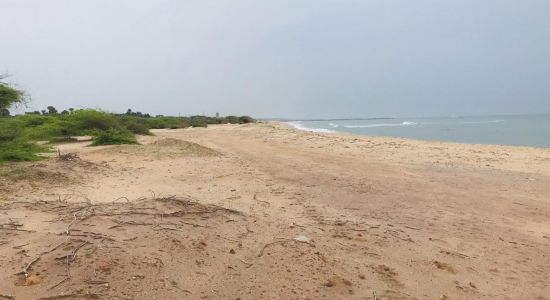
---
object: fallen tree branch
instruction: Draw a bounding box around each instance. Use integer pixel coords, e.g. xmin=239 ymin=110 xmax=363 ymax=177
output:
xmin=49 ymin=241 xmax=89 ymax=290
xmin=18 ymin=238 xmax=71 ymax=277
xmin=258 ymin=238 xmax=315 ymax=257
xmin=37 ymin=293 xmax=101 ymax=299
xmin=258 ymin=240 xmax=287 ymax=257
xmin=84 ymin=280 xmax=109 ymax=285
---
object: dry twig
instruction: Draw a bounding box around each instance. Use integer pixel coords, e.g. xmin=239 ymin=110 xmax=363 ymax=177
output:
xmin=49 ymin=241 xmax=90 ymax=290
xmin=37 ymin=293 xmax=101 ymax=300
xmin=19 ymin=239 xmax=67 ymax=277
xmin=56 ymin=151 xmax=80 ymax=162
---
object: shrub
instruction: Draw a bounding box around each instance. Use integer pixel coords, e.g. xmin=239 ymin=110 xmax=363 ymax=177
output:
xmin=222 ymin=116 xmax=240 ymax=124
xmin=126 ymin=122 xmax=151 ymax=135
xmin=190 ymin=119 xmax=208 ymax=128
xmin=18 ymin=114 xmax=52 ymax=127
xmin=68 ymin=109 xmax=119 ymax=131
xmin=145 ymin=117 xmax=181 ymax=129
xmin=91 ymin=128 xmax=138 ymax=146
xmin=0 ymin=118 xmax=49 ymax=163
xmin=0 ymin=119 xmax=24 ymax=142
xmin=125 ymin=120 xmax=151 ymax=135
xmin=239 ymin=116 xmax=255 ymax=123
xmin=168 ymin=120 xmax=191 ymax=129
xmin=0 ymin=81 xmax=26 ymax=113
xmin=22 ymin=119 xmax=76 ymax=141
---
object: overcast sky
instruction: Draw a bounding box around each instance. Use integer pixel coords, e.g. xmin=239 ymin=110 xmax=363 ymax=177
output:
xmin=1 ymin=0 xmax=549 ymax=118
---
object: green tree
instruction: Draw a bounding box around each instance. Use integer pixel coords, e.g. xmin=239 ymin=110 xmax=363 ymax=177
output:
xmin=0 ymin=75 xmax=26 ymax=117
xmin=47 ymin=106 xmax=58 ymax=114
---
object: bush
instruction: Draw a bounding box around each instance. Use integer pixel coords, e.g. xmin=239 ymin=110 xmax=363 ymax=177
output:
xmin=69 ymin=109 xmax=119 ymax=131
xmin=0 ymin=119 xmax=24 ymax=142
xmin=126 ymin=122 xmax=151 ymax=135
xmin=0 ymin=118 xmax=49 ymax=163
xmin=145 ymin=117 xmax=180 ymax=129
xmin=0 ymin=81 xmax=26 ymax=113
xmin=22 ymin=119 xmax=76 ymax=140
xmin=121 ymin=117 xmax=151 ymax=135
xmin=18 ymin=115 xmax=52 ymax=127
xmin=190 ymin=119 xmax=208 ymax=128
xmin=239 ymin=116 xmax=255 ymax=123
xmin=91 ymin=128 xmax=138 ymax=146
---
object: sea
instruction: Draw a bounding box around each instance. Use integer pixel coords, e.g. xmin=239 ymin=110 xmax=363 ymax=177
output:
xmin=285 ymin=115 xmax=550 ymax=148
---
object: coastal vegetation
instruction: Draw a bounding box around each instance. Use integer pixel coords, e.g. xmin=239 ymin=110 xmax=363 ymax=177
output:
xmin=0 ymin=108 xmax=255 ymax=163
xmin=0 ymin=77 xmax=255 ymax=163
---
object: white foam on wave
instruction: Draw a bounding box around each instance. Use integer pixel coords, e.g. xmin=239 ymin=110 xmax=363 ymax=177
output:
xmin=343 ymin=121 xmax=418 ymax=128
xmin=287 ymin=121 xmax=336 ymax=133
xmin=460 ymin=119 xmax=504 ymax=125
xmin=328 ymin=122 xmax=340 ymax=128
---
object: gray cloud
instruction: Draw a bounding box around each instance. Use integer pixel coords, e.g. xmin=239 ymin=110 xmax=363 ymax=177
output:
xmin=2 ymin=0 xmax=549 ymax=118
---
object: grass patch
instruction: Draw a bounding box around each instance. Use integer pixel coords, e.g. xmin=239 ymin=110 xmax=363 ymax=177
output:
xmin=0 ymin=167 xmax=46 ymax=181
xmin=0 ymin=141 xmax=48 ymax=163
xmin=0 ymin=165 xmax=71 ymax=193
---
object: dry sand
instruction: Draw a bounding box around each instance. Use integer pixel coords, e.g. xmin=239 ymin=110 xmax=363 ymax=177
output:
xmin=1 ymin=122 xmax=549 ymax=300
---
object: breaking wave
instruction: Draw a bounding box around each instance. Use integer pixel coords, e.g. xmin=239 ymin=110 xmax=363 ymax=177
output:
xmin=460 ymin=120 xmax=504 ymax=125
xmin=343 ymin=121 xmax=418 ymax=129
xmin=286 ymin=122 xmax=336 ymax=133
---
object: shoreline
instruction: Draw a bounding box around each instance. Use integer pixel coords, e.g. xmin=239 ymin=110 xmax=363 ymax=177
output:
xmin=270 ymin=121 xmax=550 ymax=175
xmin=279 ymin=117 xmax=550 ymax=149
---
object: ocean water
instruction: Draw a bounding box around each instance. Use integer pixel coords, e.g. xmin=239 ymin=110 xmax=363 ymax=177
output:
xmin=286 ymin=115 xmax=550 ymax=148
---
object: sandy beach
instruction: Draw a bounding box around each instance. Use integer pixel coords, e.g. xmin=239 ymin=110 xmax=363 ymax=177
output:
xmin=1 ymin=122 xmax=549 ymax=300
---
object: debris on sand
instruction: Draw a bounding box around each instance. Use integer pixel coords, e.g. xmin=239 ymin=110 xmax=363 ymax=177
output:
xmin=293 ymin=235 xmax=311 ymax=243
xmin=0 ymin=195 xmax=245 ymax=299
xmin=56 ymin=151 xmax=80 ymax=162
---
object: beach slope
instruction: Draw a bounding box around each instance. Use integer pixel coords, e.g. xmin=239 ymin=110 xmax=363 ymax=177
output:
xmin=1 ymin=122 xmax=549 ymax=299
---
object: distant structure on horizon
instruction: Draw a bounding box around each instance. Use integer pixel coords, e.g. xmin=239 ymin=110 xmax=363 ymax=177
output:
xmin=216 ymin=112 xmax=220 ymax=118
